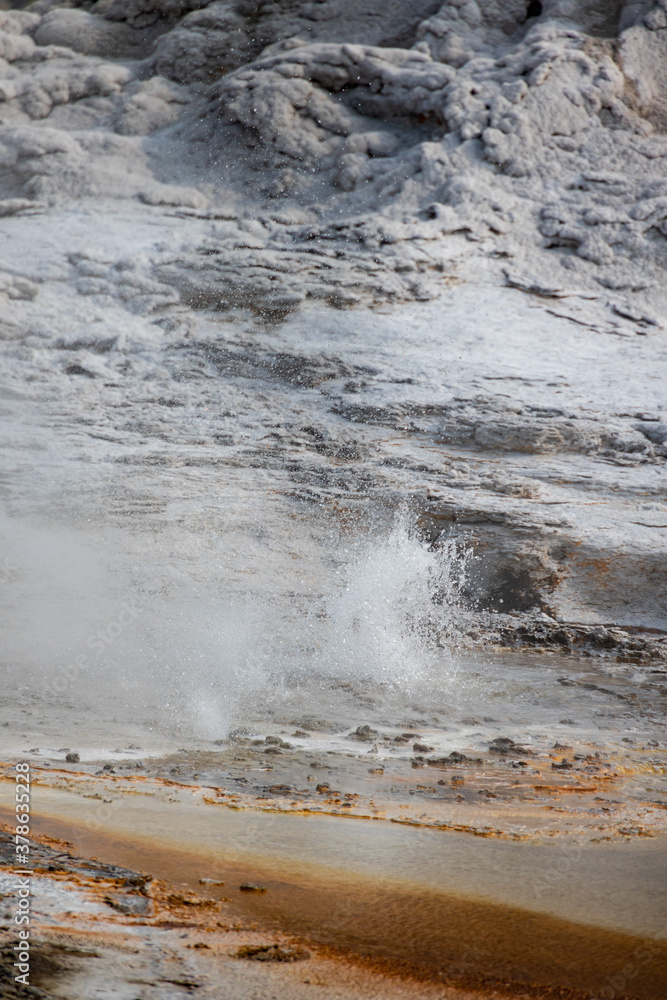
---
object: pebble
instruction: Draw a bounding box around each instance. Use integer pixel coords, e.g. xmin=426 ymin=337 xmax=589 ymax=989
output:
xmin=235 ymin=943 xmax=309 ymax=961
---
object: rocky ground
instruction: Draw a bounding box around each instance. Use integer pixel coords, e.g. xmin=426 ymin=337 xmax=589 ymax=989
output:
xmin=2 ymin=689 xmax=666 ymax=842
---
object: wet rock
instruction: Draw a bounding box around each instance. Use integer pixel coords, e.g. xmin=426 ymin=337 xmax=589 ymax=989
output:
xmin=264 ymin=736 xmax=292 ymax=749
xmin=239 ymin=883 xmax=267 ymax=893
xmin=428 ymin=750 xmax=474 ymax=766
xmin=347 ymin=724 xmax=378 ymax=741
xmin=291 ymin=730 xmax=309 ymax=738
xmin=552 ymin=758 xmax=574 ymax=770
xmin=413 ymin=742 xmax=433 ymax=753
xmin=484 ymin=612 xmax=667 ymax=663
xmin=266 ymin=784 xmax=293 ymax=795
xmin=291 ymin=718 xmax=341 ymax=733
xmin=65 ymin=752 xmax=80 ymax=763
xmin=489 ymin=737 xmax=516 ymax=752
xmin=488 ymin=737 xmax=532 ymax=756
xmin=234 ymin=943 xmax=309 ymax=962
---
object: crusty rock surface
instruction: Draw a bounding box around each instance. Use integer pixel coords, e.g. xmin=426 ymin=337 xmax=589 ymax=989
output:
xmin=0 ymin=0 xmax=665 ymax=314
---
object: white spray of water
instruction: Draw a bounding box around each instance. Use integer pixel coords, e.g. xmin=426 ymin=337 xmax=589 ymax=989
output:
xmin=318 ymin=519 xmax=467 ymax=691
xmin=0 ymin=511 xmax=469 ymax=739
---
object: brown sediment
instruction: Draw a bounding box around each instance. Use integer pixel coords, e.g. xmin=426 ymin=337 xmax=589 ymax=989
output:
xmin=1 ymin=803 xmax=665 ymax=1000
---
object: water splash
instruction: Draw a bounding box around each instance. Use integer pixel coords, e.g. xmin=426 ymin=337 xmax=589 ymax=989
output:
xmin=317 ymin=518 xmax=468 ymax=692
xmin=0 ymin=510 xmax=470 ymax=738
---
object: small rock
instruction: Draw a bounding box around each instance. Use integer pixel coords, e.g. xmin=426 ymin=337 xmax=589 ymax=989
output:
xmin=235 ymin=943 xmax=309 ymax=962
xmin=489 ymin=737 xmax=516 ymax=751
xmin=199 ymin=878 xmax=225 ymax=886
xmin=65 ymin=752 xmax=80 ymax=763
xmin=413 ymin=743 xmax=433 ymax=753
xmin=347 ymin=724 xmax=378 ymax=742
xmin=265 ymin=736 xmax=292 ymax=748
xmin=489 ymin=737 xmax=532 ymax=756
xmin=291 ymin=718 xmax=340 ymax=733
xmin=239 ymin=883 xmax=267 ymax=893
xmin=291 ymin=730 xmax=309 ymax=738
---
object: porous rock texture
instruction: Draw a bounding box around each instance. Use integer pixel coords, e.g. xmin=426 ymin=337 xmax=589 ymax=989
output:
xmin=0 ymin=0 xmax=666 ymax=304
xmin=0 ymin=0 xmax=666 ymax=634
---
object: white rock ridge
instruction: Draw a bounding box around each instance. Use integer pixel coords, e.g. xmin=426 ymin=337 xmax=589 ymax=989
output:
xmin=0 ymin=0 xmax=665 ymax=314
